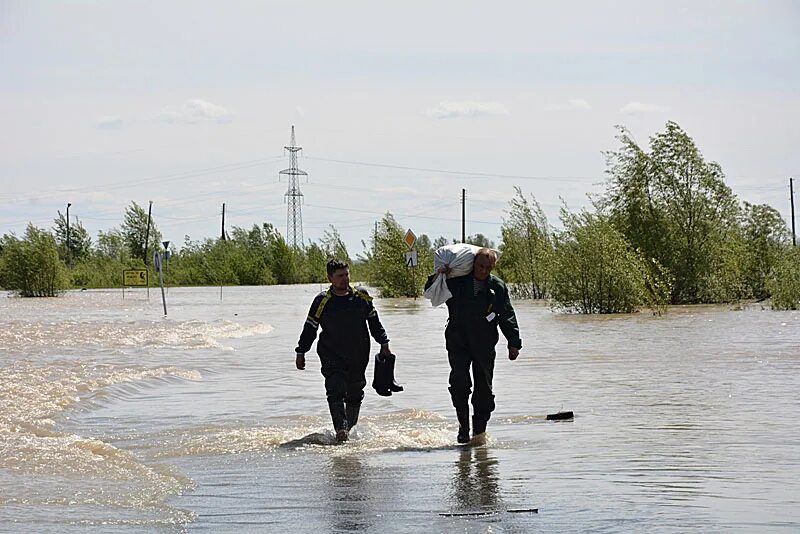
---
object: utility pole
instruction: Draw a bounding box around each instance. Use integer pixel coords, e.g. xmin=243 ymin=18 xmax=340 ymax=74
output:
xmin=279 ymin=126 xmax=308 ymax=248
xmin=66 ymin=202 xmax=71 ymax=264
xmin=461 ymin=188 xmax=466 ymax=243
xmin=791 ymin=177 xmax=796 ymax=246
xmin=221 ymin=203 xmax=226 ymax=240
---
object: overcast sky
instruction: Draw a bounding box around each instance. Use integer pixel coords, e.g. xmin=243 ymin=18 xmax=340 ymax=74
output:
xmin=2 ymin=0 xmax=799 ymax=256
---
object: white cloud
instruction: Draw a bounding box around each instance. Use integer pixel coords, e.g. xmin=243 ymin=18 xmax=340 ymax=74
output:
xmin=95 ymin=116 xmax=124 ymax=129
xmin=426 ymin=100 xmax=510 ymax=119
xmin=157 ymin=99 xmax=232 ymax=124
xmin=619 ymin=101 xmax=669 ymax=115
xmin=568 ymin=98 xmax=591 ymax=110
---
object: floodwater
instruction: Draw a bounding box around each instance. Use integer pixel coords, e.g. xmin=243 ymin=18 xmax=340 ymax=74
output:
xmin=1 ymin=285 xmax=798 ymax=533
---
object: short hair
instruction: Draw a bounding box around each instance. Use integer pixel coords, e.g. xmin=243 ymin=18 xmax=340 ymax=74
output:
xmin=326 ymin=258 xmax=349 ymax=276
xmin=476 ymin=248 xmax=497 ymax=264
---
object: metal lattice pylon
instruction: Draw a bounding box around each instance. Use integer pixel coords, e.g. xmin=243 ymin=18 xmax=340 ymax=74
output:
xmin=279 ymin=125 xmax=308 ymax=248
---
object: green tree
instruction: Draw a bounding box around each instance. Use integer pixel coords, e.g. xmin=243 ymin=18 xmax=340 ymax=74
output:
xmin=550 ymin=208 xmax=671 ymax=314
xmin=95 ymin=229 xmax=129 ymax=261
xmin=497 ymin=187 xmax=555 ymax=299
xmin=465 ymin=233 xmax=495 ymax=248
xmin=767 ymin=246 xmax=800 ymax=310
xmin=53 ymin=211 xmax=92 ymax=262
xmin=0 ymin=225 xmax=69 ymax=297
xmin=433 ymin=236 xmax=449 ymax=249
xmin=320 ymin=225 xmax=351 ymax=264
xmin=740 ymin=203 xmax=790 ymax=300
xmin=364 ymin=212 xmax=418 ymax=297
xmin=600 ymin=122 xmax=741 ymax=304
xmin=121 ymin=201 xmax=162 ymax=263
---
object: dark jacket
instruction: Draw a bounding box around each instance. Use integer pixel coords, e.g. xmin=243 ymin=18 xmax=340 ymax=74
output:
xmin=426 ymin=273 xmax=522 ymax=351
xmin=296 ymin=285 xmax=389 ymax=359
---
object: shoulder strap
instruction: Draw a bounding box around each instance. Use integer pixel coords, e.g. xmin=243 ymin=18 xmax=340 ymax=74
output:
xmin=314 ymin=288 xmax=333 ymax=320
xmin=352 ymin=285 xmax=373 ymax=302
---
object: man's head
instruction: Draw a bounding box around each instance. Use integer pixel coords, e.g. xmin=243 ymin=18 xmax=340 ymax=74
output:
xmin=326 ymin=259 xmax=350 ymax=292
xmin=473 ymin=248 xmax=497 ymax=281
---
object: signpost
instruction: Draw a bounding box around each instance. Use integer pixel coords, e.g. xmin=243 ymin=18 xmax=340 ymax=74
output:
xmin=122 ymin=269 xmax=147 ymax=300
xmin=403 ymin=229 xmax=417 ymax=249
xmin=404 ymin=229 xmax=418 ymax=299
xmin=123 ymin=270 xmax=148 ymax=286
xmin=154 ymin=251 xmax=167 ymax=316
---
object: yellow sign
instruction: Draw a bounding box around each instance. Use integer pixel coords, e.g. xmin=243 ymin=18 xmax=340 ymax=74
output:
xmin=123 ymin=270 xmax=148 ymax=286
xmin=404 ymin=229 xmax=417 ymax=249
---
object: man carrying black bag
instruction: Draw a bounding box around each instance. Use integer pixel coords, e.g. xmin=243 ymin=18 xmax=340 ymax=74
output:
xmin=295 ymin=259 xmax=393 ymax=442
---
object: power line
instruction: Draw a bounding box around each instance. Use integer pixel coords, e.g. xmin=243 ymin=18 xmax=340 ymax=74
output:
xmin=305 ymin=156 xmax=596 ymax=182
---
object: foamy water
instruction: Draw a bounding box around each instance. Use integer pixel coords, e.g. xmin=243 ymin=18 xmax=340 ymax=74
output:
xmin=1 ymin=286 xmax=799 ymax=532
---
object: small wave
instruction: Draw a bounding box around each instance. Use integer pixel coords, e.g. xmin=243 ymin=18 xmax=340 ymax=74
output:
xmin=150 ymin=409 xmax=495 ymax=459
xmin=0 ymin=319 xmax=274 ymax=354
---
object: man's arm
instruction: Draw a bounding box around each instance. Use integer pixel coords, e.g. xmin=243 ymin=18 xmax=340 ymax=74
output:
xmin=496 ymin=281 xmax=522 ymax=357
xmin=295 ymin=295 xmax=323 ymax=369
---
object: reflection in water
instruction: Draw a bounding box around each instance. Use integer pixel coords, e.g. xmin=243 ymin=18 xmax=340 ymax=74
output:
xmin=326 ymin=455 xmax=373 ymax=533
xmin=450 ymin=446 xmax=501 ymax=512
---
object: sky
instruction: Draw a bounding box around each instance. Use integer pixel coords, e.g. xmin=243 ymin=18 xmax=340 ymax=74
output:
xmin=2 ymin=0 xmax=799 ymax=257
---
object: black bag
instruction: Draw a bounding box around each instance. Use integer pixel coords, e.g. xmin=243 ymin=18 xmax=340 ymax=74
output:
xmin=372 ymin=352 xmax=404 ymax=396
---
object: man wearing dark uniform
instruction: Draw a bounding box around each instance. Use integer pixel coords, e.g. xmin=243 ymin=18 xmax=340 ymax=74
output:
xmin=425 ymin=248 xmax=522 ymax=443
xmin=295 ymin=259 xmax=392 ymax=442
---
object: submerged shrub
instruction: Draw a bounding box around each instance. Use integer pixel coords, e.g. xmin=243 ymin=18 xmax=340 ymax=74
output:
xmin=0 ymin=224 xmax=68 ymax=297
xmin=550 ymin=209 xmax=671 ymax=314
xmin=767 ymin=247 xmax=800 ymax=310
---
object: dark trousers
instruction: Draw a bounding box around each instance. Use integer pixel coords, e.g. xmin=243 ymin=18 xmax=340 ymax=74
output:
xmin=320 ymin=354 xmax=368 ymax=430
xmin=446 ymin=340 xmax=496 ymax=421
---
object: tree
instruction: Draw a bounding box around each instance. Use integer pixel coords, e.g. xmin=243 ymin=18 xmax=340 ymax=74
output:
xmin=433 ymin=236 xmax=449 ymax=249
xmin=465 ymin=234 xmax=495 ymax=248
xmin=53 ymin=211 xmax=91 ymax=262
xmin=95 ymin=228 xmax=129 ymax=261
xmin=600 ymin=122 xmax=741 ymax=304
xmin=497 ymin=187 xmax=555 ymax=299
xmin=740 ymin=203 xmax=790 ymax=300
xmin=550 ymin=207 xmax=671 ymax=314
xmin=364 ymin=212 xmax=418 ymax=297
xmin=121 ymin=201 xmax=162 ymax=262
xmin=767 ymin=246 xmax=800 ymax=310
xmin=320 ymin=225 xmax=351 ymax=264
xmin=0 ymin=225 xmax=68 ymax=297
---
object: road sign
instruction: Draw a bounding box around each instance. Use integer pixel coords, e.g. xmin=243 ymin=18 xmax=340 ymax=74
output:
xmin=405 ymin=250 xmax=418 ymax=267
xmin=123 ymin=270 xmax=148 ymax=286
xmin=404 ymin=229 xmax=417 ymax=249
xmin=153 ymin=251 xmax=162 ymax=273
xmin=162 ymin=240 xmax=170 ymax=251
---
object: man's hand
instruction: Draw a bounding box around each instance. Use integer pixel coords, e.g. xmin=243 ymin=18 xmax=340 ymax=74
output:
xmin=436 ymin=264 xmax=451 ymax=275
xmin=508 ymin=347 xmax=520 ymax=361
xmin=295 ymin=353 xmax=306 ymax=370
xmin=380 ymin=343 xmax=392 ymax=357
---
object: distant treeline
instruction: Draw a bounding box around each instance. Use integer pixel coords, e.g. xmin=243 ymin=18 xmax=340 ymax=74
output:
xmin=2 ymin=121 xmax=798 ymax=312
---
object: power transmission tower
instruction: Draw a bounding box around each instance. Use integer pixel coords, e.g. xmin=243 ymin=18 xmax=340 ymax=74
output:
xmin=279 ymin=125 xmax=308 ymax=248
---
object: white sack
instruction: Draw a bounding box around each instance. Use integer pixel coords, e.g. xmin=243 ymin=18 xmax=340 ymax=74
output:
xmin=423 ymin=243 xmax=484 ymax=307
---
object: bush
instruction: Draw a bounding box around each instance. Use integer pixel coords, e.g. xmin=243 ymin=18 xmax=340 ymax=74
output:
xmin=0 ymin=224 xmax=69 ymax=297
xmin=767 ymin=247 xmax=800 ymax=310
xmin=550 ymin=209 xmax=671 ymax=314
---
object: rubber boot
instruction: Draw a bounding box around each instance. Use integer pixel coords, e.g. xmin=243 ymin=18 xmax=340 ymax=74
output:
xmin=456 ymin=409 xmax=471 ymax=444
xmin=387 ymin=353 xmax=404 ymax=392
xmin=346 ymin=403 xmax=361 ymax=431
xmin=328 ymin=398 xmax=348 ymax=436
xmin=372 ymin=354 xmax=393 ymax=396
xmin=472 ymin=415 xmax=488 ymax=437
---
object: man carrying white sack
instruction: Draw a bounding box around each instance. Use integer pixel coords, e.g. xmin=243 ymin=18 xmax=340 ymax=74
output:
xmin=424 ymin=246 xmax=522 ymax=443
